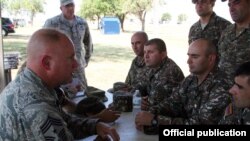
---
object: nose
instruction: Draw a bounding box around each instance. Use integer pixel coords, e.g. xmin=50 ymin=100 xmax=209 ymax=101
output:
xmin=229 ymin=85 xmax=236 ymax=96
xmin=73 ymin=59 xmax=78 ymax=70
xmin=187 ymin=56 xmax=191 ymax=64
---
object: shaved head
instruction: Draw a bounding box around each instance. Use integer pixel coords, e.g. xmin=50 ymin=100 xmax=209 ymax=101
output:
xmin=26 ymin=28 xmax=77 ymax=88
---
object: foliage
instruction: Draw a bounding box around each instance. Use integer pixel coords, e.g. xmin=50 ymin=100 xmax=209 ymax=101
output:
xmin=177 ymin=13 xmax=188 ymax=24
xmin=79 ymin=0 xmax=127 ymax=31
xmin=1 ymin=0 xmax=45 ymax=25
xmin=123 ymin=0 xmax=153 ymax=31
xmin=161 ymin=12 xmax=171 ymax=23
xmin=79 ymin=0 xmax=154 ymax=31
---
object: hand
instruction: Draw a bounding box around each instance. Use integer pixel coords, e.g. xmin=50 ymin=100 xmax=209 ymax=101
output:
xmin=96 ymin=122 xmax=120 ymax=141
xmin=135 ymin=111 xmax=154 ymax=130
xmin=141 ymin=96 xmax=149 ymax=111
xmin=97 ymin=108 xmax=121 ymax=123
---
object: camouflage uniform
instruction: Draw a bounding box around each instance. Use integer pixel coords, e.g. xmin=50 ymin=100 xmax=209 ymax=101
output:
xmin=125 ymin=56 xmax=149 ymax=90
xmin=0 ymin=68 xmax=98 ymax=140
xmin=149 ymin=68 xmax=231 ymax=124
xmin=218 ymin=24 xmax=250 ymax=82
xmin=44 ymin=14 xmax=93 ymax=91
xmin=220 ymin=107 xmax=250 ymax=125
xmin=188 ymin=12 xmax=231 ymax=45
xmin=142 ymin=57 xmax=184 ymax=107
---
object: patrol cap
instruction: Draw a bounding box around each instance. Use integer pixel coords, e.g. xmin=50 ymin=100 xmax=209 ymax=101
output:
xmin=60 ymin=0 xmax=74 ymax=6
xmin=192 ymin=0 xmax=216 ymax=3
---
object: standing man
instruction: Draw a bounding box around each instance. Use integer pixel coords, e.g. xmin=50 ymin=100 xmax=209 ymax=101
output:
xmin=135 ymin=39 xmax=231 ymax=128
xmin=220 ymin=61 xmax=250 ymax=125
xmin=125 ymin=31 xmax=149 ymax=90
xmin=0 ymin=29 xmax=119 ymax=141
xmin=218 ymin=0 xmax=250 ymax=82
xmin=218 ymin=0 xmax=250 ymax=124
xmin=44 ymin=0 xmax=93 ymax=92
xmin=189 ymin=0 xmax=231 ymax=45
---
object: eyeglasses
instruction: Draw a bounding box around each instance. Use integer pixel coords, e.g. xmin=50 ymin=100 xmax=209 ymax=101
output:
xmin=228 ymin=0 xmax=241 ymax=7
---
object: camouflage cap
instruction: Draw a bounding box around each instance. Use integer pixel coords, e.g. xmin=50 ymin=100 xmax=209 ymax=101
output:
xmin=60 ymin=0 xmax=74 ymax=6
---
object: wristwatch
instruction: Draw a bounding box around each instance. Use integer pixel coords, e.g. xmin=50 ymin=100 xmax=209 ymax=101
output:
xmin=151 ymin=114 xmax=158 ymax=126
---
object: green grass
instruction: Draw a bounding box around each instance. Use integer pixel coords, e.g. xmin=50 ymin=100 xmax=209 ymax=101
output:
xmin=91 ymin=43 xmax=134 ymax=63
xmin=3 ymin=24 xmax=190 ymax=90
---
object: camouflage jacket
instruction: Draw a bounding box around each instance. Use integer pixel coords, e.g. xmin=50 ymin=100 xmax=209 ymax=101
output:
xmin=149 ymin=68 xmax=231 ymax=125
xmin=218 ymin=24 xmax=250 ymax=81
xmin=188 ymin=12 xmax=231 ymax=45
xmin=44 ymin=14 xmax=93 ymax=90
xmin=125 ymin=56 xmax=149 ymax=89
xmin=142 ymin=57 xmax=184 ymax=107
xmin=220 ymin=106 xmax=250 ymax=125
xmin=0 ymin=68 xmax=98 ymax=140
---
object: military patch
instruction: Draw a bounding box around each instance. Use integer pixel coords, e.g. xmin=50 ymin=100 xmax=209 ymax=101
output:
xmin=40 ymin=116 xmax=68 ymax=141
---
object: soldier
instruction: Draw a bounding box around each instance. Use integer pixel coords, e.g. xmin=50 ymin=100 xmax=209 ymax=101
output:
xmin=125 ymin=31 xmax=150 ymax=90
xmin=218 ymin=0 xmax=250 ymax=82
xmin=217 ymin=0 xmax=250 ymax=122
xmin=44 ymin=0 xmax=93 ymax=93
xmin=140 ymin=38 xmax=184 ymax=111
xmin=0 ymin=29 xmax=119 ymax=141
xmin=135 ymin=39 xmax=231 ymax=128
xmin=189 ymin=0 xmax=231 ymax=45
xmin=220 ymin=61 xmax=250 ymax=125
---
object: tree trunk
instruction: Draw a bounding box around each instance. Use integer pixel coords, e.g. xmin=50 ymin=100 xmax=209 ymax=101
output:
xmin=118 ymin=14 xmax=126 ymax=32
xmin=140 ymin=11 xmax=147 ymax=31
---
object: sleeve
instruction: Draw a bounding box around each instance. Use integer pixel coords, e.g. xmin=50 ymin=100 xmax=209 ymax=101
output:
xmin=188 ymin=25 xmax=194 ymax=45
xmin=125 ymin=60 xmax=134 ymax=85
xmin=149 ymin=86 xmax=185 ymax=121
xmin=150 ymin=78 xmax=231 ymax=125
xmin=65 ymin=114 xmax=100 ymax=139
xmin=24 ymin=102 xmax=74 ymax=141
xmin=82 ymin=21 xmax=93 ymax=65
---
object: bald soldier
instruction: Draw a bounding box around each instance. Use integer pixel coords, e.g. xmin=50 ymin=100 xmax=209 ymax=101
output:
xmin=0 ymin=29 xmax=119 ymax=141
xmin=125 ymin=31 xmax=150 ymax=90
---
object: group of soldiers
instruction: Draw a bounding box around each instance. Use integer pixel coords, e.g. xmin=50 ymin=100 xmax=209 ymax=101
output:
xmin=122 ymin=0 xmax=250 ymax=129
xmin=0 ymin=0 xmax=249 ymax=140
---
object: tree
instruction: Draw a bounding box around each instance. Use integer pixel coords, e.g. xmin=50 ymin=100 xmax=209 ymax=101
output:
xmin=4 ymin=0 xmax=45 ymax=25
xmin=177 ymin=14 xmax=187 ymax=24
xmin=124 ymin=0 xmax=153 ymax=31
xmin=79 ymin=0 xmax=111 ymax=29
xmin=79 ymin=0 xmax=127 ymax=32
xmin=161 ymin=12 xmax=171 ymax=23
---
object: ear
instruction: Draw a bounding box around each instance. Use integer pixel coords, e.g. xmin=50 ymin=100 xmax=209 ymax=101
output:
xmin=208 ymin=54 xmax=216 ymax=65
xmin=41 ymin=55 xmax=51 ymax=70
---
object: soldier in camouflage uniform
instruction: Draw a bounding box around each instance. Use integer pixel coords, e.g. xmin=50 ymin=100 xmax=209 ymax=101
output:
xmin=140 ymin=38 xmax=185 ymax=111
xmin=220 ymin=61 xmax=250 ymax=125
xmin=135 ymin=39 xmax=231 ymax=128
xmin=125 ymin=31 xmax=150 ymax=90
xmin=44 ymin=0 xmax=93 ymax=92
xmin=217 ymin=0 xmax=250 ymax=123
xmin=0 ymin=29 xmax=119 ymax=141
xmin=189 ymin=0 xmax=231 ymax=45
xmin=218 ymin=0 xmax=250 ymax=82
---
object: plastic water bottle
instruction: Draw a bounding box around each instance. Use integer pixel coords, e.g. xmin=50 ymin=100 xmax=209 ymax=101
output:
xmin=133 ymin=90 xmax=141 ymax=107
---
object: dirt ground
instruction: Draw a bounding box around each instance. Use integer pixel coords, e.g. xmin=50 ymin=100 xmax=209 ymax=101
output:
xmin=10 ymin=23 xmax=190 ymax=91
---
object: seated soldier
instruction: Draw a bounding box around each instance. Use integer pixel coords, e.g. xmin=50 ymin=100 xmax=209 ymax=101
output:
xmin=220 ymin=61 xmax=250 ymax=125
xmin=108 ymin=31 xmax=149 ymax=94
xmin=135 ymin=39 xmax=231 ymax=129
